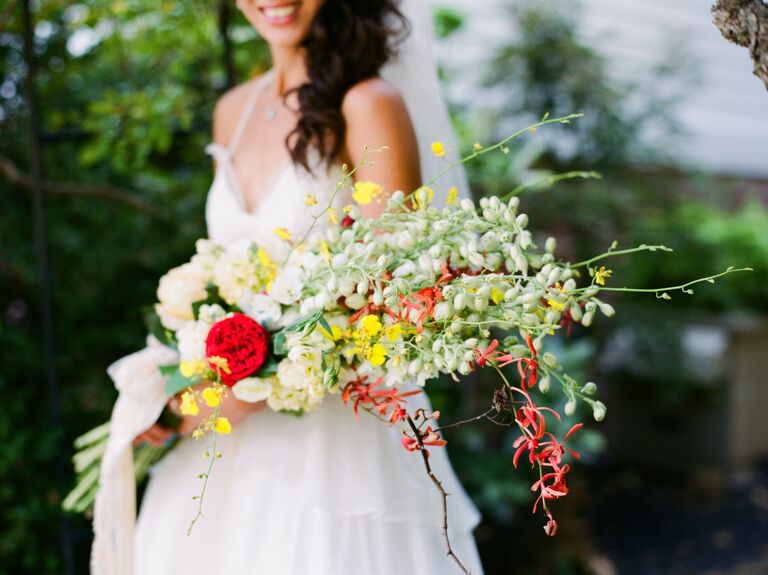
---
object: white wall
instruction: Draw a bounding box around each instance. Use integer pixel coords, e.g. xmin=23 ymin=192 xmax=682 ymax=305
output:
xmin=433 ymin=0 xmax=768 ymax=178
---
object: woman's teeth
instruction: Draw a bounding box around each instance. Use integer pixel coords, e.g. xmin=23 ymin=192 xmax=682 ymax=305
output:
xmin=262 ymin=4 xmax=299 ymax=23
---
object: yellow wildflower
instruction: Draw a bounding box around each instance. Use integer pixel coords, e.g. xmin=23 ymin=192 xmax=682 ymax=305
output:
xmin=273 ymin=227 xmax=292 ymax=241
xmin=179 ymin=358 xmax=207 ymax=378
xmin=352 ymin=181 xmax=383 ymax=205
xmin=367 ymin=343 xmax=387 ymax=366
xmin=491 ymin=287 xmax=505 ymax=305
xmin=320 ymin=240 xmax=331 ymax=263
xmin=179 ymin=390 xmax=199 ymax=416
xmin=191 ymin=429 xmax=205 ymax=440
xmin=214 ymin=417 xmax=232 ymax=435
xmin=319 ymin=324 xmax=344 ymax=341
xmin=304 ymin=194 xmax=318 ymax=207
xmin=414 ymin=186 xmax=434 ymax=209
xmin=342 ymin=204 xmax=353 ymax=214
xmin=208 ymin=355 xmax=231 ymax=375
xmin=594 ymin=266 xmax=612 ymax=286
xmin=360 ymin=314 xmax=382 ymax=336
xmin=446 ymin=186 xmax=458 ymax=206
xmin=202 ymin=386 xmax=222 ymax=408
xmin=473 ymin=141 xmax=482 ymax=151
xmin=327 ymin=208 xmax=339 ymax=225
xmin=547 ymin=299 xmax=566 ymax=311
xmin=257 ymin=248 xmax=272 ymax=268
xmin=431 ymin=141 xmax=446 ymax=158
xmin=384 ymin=323 xmax=402 ymax=342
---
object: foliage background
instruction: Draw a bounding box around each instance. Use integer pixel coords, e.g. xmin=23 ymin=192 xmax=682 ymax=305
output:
xmin=1 ymin=1 xmax=765 ymax=574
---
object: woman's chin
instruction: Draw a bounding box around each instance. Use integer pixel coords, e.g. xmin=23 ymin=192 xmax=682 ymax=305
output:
xmin=260 ymin=28 xmax=308 ymax=49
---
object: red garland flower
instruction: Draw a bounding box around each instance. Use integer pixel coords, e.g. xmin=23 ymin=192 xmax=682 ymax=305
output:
xmin=205 ymin=313 xmax=269 ymax=386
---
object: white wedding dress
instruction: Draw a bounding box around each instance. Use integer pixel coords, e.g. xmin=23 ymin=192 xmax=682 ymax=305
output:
xmin=130 ymin=74 xmax=485 ymax=575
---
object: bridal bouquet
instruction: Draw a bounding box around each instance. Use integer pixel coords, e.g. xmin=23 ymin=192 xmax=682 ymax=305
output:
xmin=67 ymin=114 xmax=749 ymax=569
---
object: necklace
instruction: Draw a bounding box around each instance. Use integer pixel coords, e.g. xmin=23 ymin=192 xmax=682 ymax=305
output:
xmin=265 ymin=101 xmax=277 ymax=122
xmin=264 ymin=78 xmax=279 ymax=122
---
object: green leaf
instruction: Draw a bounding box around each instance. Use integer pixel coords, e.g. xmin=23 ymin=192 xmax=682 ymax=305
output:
xmin=318 ymin=315 xmax=332 ymax=334
xmin=272 ymin=310 xmax=325 ymax=356
xmin=321 ymin=350 xmax=340 ymax=390
xmin=192 ymin=284 xmax=225 ymax=319
xmin=253 ymin=355 xmax=279 ymax=377
xmin=143 ymin=305 xmax=177 ymax=348
xmin=163 ymin=366 xmax=199 ymax=395
xmin=272 ymin=331 xmax=288 ymax=356
xmin=159 ymin=364 xmax=179 ymax=376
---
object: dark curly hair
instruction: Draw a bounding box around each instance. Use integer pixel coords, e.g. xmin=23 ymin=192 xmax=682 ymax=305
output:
xmin=285 ymin=0 xmax=408 ymax=172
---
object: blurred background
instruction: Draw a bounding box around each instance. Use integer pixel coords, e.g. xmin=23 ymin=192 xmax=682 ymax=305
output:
xmin=1 ymin=0 xmax=766 ymax=574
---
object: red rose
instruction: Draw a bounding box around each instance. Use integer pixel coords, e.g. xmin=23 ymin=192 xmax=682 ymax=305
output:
xmin=205 ymin=313 xmax=269 ymax=386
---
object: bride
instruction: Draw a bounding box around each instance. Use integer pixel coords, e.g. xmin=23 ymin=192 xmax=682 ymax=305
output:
xmin=92 ymin=1 xmax=484 ymax=573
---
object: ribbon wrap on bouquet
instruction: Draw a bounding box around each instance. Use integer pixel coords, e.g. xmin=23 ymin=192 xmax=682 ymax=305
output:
xmin=91 ymin=336 xmax=178 ymax=575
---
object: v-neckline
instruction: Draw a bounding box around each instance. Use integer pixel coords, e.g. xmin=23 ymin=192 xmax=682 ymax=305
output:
xmin=219 ymin=69 xmax=294 ymax=216
xmin=220 ymin=152 xmax=294 ymax=217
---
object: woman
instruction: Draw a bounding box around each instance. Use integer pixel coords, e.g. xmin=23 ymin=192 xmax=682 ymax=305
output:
xmin=92 ymin=1 xmax=483 ymax=573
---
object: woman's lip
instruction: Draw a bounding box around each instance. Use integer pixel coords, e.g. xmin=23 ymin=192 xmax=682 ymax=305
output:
xmin=258 ymin=2 xmax=301 ymax=26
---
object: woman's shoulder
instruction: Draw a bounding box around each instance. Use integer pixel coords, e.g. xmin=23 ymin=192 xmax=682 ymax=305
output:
xmin=212 ymin=74 xmax=269 ymax=146
xmin=341 ymin=76 xmax=407 ymax=120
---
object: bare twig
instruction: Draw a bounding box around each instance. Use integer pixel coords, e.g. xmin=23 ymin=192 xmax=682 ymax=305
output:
xmin=436 ymin=407 xmax=496 ymax=433
xmin=0 ymin=154 xmax=162 ymax=217
xmin=405 ymin=415 xmax=472 ymax=575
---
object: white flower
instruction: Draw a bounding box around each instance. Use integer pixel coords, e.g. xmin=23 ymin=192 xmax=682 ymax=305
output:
xmin=344 ymin=293 xmax=367 ymax=310
xmin=197 ymin=303 xmax=226 ymax=324
xmin=267 ymin=358 xmax=327 ymax=412
xmin=212 ymin=248 xmax=254 ymax=305
xmin=155 ymin=262 xmax=209 ymax=331
xmin=269 ymin=266 xmax=305 ymax=305
xmin=232 ymin=376 xmax=274 ymax=403
xmin=239 ymin=293 xmax=282 ymax=330
xmin=176 ymin=320 xmax=210 ymax=363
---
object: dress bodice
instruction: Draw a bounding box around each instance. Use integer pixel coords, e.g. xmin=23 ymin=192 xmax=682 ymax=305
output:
xmin=204 ymin=73 xmax=348 ymax=251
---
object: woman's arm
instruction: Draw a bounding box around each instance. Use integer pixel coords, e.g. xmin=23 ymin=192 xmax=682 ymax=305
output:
xmin=135 ymin=388 xmax=267 ymax=445
xmin=342 ymin=78 xmax=421 ymax=219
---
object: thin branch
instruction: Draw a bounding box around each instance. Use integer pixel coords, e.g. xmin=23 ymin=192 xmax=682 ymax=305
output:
xmin=436 ymin=407 xmax=496 ymax=433
xmin=0 ymin=154 xmax=162 ymax=217
xmin=405 ymin=415 xmax=472 ymax=575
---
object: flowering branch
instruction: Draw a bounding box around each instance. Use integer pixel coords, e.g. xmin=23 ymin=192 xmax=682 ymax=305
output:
xmin=405 ymin=414 xmax=473 ymax=575
xmin=406 ymin=112 xmax=584 ymax=202
xmin=502 ymin=170 xmax=602 ymax=200
xmin=571 ymin=242 xmax=673 ymax=268
xmin=187 ymin=401 xmax=222 ymax=535
xmin=574 ymin=265 xmax=754 ymax=299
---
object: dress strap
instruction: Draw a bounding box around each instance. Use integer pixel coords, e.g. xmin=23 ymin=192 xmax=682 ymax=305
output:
xmin=227 ymin=70 xmax=273 ymax=155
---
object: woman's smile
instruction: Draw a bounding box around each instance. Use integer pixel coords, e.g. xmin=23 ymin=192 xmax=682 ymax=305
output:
xmin=258 ymin=2 xmax=302 ymax=26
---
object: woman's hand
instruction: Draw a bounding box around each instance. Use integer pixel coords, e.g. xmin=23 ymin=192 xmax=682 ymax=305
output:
xmin=134 ymin=423 xmax=176 ymax=447
xmin=134 ymin=389 xmax=267 ymax=445
xmin=172 ymin=390 xmax=268 ymax=437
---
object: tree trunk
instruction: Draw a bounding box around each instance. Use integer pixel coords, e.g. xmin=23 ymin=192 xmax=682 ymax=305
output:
xmin=712 ymin=0 xmax=768 ymax=91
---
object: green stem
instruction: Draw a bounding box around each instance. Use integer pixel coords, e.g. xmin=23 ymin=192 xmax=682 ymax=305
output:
xmin=502 ymin=170 xmax=602 ymax=200
xmin=572 ymin=266 xmax=753 ymax=297
xmin=282 ymin=146 xmax=385 ymax=266
xmin=187 ymin=403 xmax=222 ymax=536
xmin=408 ymin=113 xmax=583 ymax=201
xmin=571 ymin=244 xmax=673 ymax=268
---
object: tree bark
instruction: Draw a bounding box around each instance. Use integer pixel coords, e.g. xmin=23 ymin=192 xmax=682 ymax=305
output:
xmin=712 ymin=0 xmax=768 ymax=91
